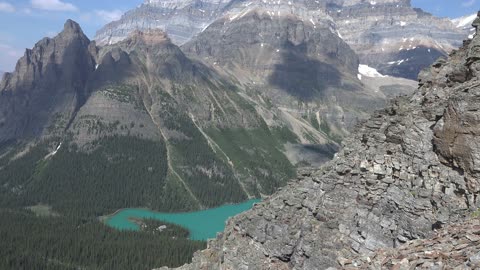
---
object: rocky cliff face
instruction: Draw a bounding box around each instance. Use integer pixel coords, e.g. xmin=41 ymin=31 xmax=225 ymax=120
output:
xmin=160 ymin=16 xmax=480 ymax=270
xmin=0 ymin=20 xmax=96 ymax=142
xmin=94 ymin=0 xmax=233 ymax=46
xmin=95 ymin=0 xmax=467 ymax=80
xmin=344 ymin=218 xmax=480 ymax=269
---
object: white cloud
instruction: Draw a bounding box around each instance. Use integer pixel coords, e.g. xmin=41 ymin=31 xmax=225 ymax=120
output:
xmin=22 ymin=8 xmax=32 ymax=14
xmin=94 ymin=9 xmax=123 ymax=23
xmin=0 ymin=43 xmax=24 ymax=71
xmin=462 ymin=0 xmax=476 ymax=7
xmin=79 ymin=12 xmax=92 ymax=22
xmin=0 ymin=44 xmax=22 ymax=57
xmin=46 ymin=31 xmax=58 ymax=38
xmin=31 ymin=0 xmax=77 ymax=12
xmin=0 ymin=2 xmax=15 ymax=13
xmin=80 ymin=9 xmax=124 ymax=24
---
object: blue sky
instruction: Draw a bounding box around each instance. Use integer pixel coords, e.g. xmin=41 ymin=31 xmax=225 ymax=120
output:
xmin=0 ymin=0 xmax=479 ymax=71
xmin=412 ymin=0 xmax=480 ymax=17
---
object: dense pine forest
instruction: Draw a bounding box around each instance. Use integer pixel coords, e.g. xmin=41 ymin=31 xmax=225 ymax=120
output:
xmin=0 ymin=137 xmax=211 ymax=269
xmin=0 ymin=209 xmax=205 ymax=270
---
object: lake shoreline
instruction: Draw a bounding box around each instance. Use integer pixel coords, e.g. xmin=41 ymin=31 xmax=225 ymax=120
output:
xmin=99 ymin=199 xmax=262 ymax=223
xmin=103 ymin=199 xmax=261 ymax=240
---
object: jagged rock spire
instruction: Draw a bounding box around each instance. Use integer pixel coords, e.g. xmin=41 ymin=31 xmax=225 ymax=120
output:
xmin=468 ymin=12 xmax=480 ymax=77
xmin=64 ymin=19 xmax=82 ymax=32
xmin=472 ymin=11 xmax=480 ymax=32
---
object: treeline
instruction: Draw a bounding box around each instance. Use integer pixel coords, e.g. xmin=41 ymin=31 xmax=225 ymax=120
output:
xmin=0 ymin=209 xmax=206 ymax=270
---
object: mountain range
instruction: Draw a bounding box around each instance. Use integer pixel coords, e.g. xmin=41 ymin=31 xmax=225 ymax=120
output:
xmin=96 ymin=0 xmax=469 ymax=80
xmin=0 ymin=9 xmax=418 ymax=219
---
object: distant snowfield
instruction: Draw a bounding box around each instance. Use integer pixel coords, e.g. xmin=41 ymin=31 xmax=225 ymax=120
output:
xmin=358 ymin=64 xmax=386 ymax=79
xmin=451 ymin=13 xmax=476 ymax=40
xmin=451 ymin=13 xmax=477 ymax=29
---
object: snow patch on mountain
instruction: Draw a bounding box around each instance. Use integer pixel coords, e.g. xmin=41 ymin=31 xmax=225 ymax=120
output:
xmin=44 ymin=143 xmax=62 ymax=160
xmin=358 ymin=64 xmax=386 ymax=78
xmin=451 ymin=13 xmax=477 ymax=30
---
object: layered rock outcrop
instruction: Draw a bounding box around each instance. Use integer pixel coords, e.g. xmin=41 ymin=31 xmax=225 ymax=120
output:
xmin=343 ymin=218 xmax=480 ymax=269
xmin=161 ymin=15 xmax=480 ymax=270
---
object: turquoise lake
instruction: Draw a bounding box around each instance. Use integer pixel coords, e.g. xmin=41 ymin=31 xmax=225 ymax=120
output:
xmin=106 ymin=199 xmax=261 ymax=240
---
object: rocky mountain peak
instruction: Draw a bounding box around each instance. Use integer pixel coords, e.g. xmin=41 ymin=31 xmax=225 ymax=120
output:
xmin=473 ymin=11 xmax=480 ymax=29
xmin=47 ymin=19 xmax=91 ymax=48
xmin=2 ymin=20 xmax=93 ymax=91
xmin=0 ymin=20 xmax=95 ymax=141
xmin=127 ymin=29 xmax=171 ymax=46
xmin=63 ymin=19 xmax=83 ymax=34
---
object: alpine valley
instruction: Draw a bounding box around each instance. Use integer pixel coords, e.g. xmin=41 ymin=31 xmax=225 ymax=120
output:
xmin=0 ymin=0 xmax=476 ymax=270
